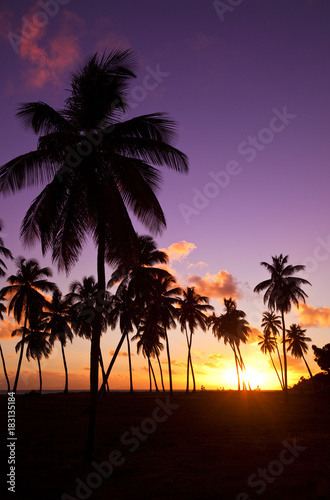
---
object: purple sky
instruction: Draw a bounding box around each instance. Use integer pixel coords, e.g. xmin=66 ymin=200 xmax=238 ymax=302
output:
xmin=0 ymin=0 xmax=329 ymax=390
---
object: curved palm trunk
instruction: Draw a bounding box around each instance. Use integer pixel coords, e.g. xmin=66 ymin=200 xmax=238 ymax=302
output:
xmin=236 ymin=345 xmax=251 ymax=390
xmin=127 ymin=333 xmax=133 ymax=393
xmin=188 ymin=329 xmax=196 ymax=392
xmin=99 ymin=331 xmax=126 ymax=397
xmin=231 ymin=343 xmax=241 ymax=391
xmin=0 ymin=344 xmax=10 ymax=391
xmin=61 ymin=342 xmax=69 ymax=394
xmin=281 ymin=309 xmax=288 ymax=392
xmin=184 ymin=325 xmax=190 ymax=393
xmin=98 ymin=349 xmax=109 ymax=395
xmin=301 ymin=352 xmax=315 ymax=391
xmin=37 ymin=357 xmax=42 ymax=394
xmin=87 ymin=223 xmax=106 ymax=459
xmin=164 ymin=329 xmax=173 ymax=394
xmin=270 ymin=351 xmax=283 ymax=389
xmin=13 ymin=311 xmax=28 ymax=392
xmin=149 ymin=358 xmax=159 ymax=392
xmin=275 ymin=339 xmax=285 ymax=388
xmin=148 ymin=357 xmax=152 ymax=392
xmin=157 ymin=354 xmax=166 ymax=392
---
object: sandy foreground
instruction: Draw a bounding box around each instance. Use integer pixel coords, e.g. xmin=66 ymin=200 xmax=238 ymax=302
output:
xmin=1 ymin=390 xmax=329 ymax=500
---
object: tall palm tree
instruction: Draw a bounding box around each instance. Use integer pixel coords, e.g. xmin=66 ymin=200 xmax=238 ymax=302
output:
xmin=0 ymin=220 xmax=13 ymax=277
xmin=0 ymin=49 xmax=188 ymax=456
xmin=258 ymin=332 xmax=283 ymax=389
xmin=43 ymin=288 xmax=74 ymax=393
xmin=1 ymin=257 xmax=55 ymax=392
xmin=253 ymin=254 xmax=311 ymax=392
xmin=208 ymin=298 xmax=251 ymax=390
xmin=13 ymin=312 xmax=52 ymax=394
xmin=178 ymin=287 xmax=213 ymax=393
xmin=261 ymin=311 xmax=284 ymax=387
xmin=133 ymin=320 xmax=164 ymax=392
xmin=0 ymin=290 xmax=10 ymax=391
xmin=286 ymin=324 xmax=314 ymax=382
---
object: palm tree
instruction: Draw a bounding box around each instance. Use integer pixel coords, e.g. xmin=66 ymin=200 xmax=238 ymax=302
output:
xmin=178 ymin=287 xmax=213 ymax=392
xmin=1 ymin=257 xmax=55 ymax=392
xmin=12 ymin=312 xmax=52 ymax=394
xmin=0 ymin=290 xmax=10 ymax=391
xmin=43 ymin=288 xmax=74 ymax=393
xmin=133 ymin=320 xmax=165 ymax=392
xmin=286 ymin=324 xmax=314 ymax=382
xmin=253 ymin=254 xmax=311 ymax=392
xmin=66 ymin=276 xmax=111 ymax=392
xmin=208 ymin=298 xmax=251 ymax=390
xmin=258 ymin=332 xmax=283 ymax=389
xmin=261 ymin=311 xmax=284 ymax=387
xmin=0 ymin=49 xmax=188 ymax=456
xmin=144 ymin=274 xmax=182 ymax=393
xmin=0 ymin=220 xmax=13 ymax=277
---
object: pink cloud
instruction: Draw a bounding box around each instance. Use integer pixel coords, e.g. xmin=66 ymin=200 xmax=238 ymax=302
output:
xmin=294 ymin=304 xmax=330 ymax=327
xmin=160 ymin=241 xmax=196 ymax=261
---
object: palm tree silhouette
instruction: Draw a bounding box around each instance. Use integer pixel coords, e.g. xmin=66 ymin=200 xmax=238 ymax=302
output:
xmin=254 ymin=254 xmax=311 ymax=392
xmin=43 ymin=288 xmax=74 ymax=394
xmin=66 ymin=276 xmax=111 ymax=393
xmin=261 ymin=311 xmax=284 ymax=387
xmin=178 ymin=287 xmax=213 ymax=393
xmin=13 ymin=314 xmax=52 ymax=394
xmin=258 ymin=331 xmax=283 ymax=389
xmin=208 ymin=298 xmax=251 ymax=390
xmin=0 ymin=289 xmax=10 ymax=391
xmin=0 ymin=50 xmax=188 ymax=456
xmin=286 ymin=324 xmax=314 ymax=382
xmin=2 ymin=257 xmax=54 ymax=391
xmin=144 ymin=274 xmax=182 ymax=394
xmin=0 ymin=220 xmax=13 ymax=277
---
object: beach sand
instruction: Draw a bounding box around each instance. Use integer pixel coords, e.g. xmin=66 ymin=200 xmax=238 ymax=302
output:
xmin=1 ymin=390 xmax=329 ymax=499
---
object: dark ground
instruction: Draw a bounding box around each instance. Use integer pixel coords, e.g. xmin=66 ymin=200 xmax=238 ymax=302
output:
xmin=1 ymin=391 xmax=330 ymax=499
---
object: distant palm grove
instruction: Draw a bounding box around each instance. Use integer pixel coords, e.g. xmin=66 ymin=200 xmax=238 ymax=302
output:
xmin=0 ymin=49 xmax=325 ymax=458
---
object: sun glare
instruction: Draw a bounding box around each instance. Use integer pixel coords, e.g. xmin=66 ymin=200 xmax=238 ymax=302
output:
xmin=223 ymin=367 xmax=267 ymax=390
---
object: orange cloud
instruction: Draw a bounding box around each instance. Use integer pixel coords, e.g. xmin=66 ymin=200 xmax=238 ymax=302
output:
xmin=186 ymin=270 xmax=240 ymax=301
xmin=160 ymin=241 xmax=196 ymax=261
xmin=294 ymin=304 xmax=330 ymax=327
xmin=0 ymin=318 xmax=20 ymax=340
xmin=108 ymin=350 xmax=134 ymax=357
xmin=249 ymin=327 xmax=263 ymax=344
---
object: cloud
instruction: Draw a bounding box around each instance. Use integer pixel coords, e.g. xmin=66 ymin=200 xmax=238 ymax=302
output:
xmin=186 ymin=270 xmax=241 ymax=301
xmin=108 ymin=350 xmax=134 ymax=357
xmin=0 ymin=319 xmax=20 ymax=340
xmin=17 ymin=9 xmax=82 ymax=88
xmin=204 ymin=361 xmax=221 ymax=369
xmin=249 ymin=327 xmax=263 ymax=344
xmin=160 ymin=241 xmax=196 ymax=261
xmin=208 ymin=353 xmax=224 ymax=361
xmin=170 ymin=359 xmax=186 ymax=368
xmin=294 ymin=304 xmax=330 ymax=328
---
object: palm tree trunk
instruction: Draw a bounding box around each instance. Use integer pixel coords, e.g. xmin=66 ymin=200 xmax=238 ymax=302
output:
xmin=184 ymin=325 xmax=190 ymax=393
xmin=13 ymin=311 xmax=28 ymax=392
xmin=149 ymin=358 xmax=159 ymax=392
xmin=127 ymin=333 xmax=133 ymax=393
xmin=189 ymin=329 xmax=196 ymax=392
xmin=148 ymin=357 xmax=152 ymax=392
xmin=164 ymin=329 xmax=173 ymax=394
xmin=157 ymin=354 xmax=166 ymax=391
xmin=99 ymin=331 xmax=126 ymax=397
xmin=301 ymin=353 xmax=315 ymax=391
xmin=37 ymin=357 xmax=42 ymax=394
xmin=87 ymin=221 xmax=105 ymax=459
xmin=237 ymin=345 xmax=251 ymax=390
xmin=275 ymin=340 xmax=285 ymax=388
xmin=270 ymin=352 xmax=283 ymax=389
xmin=281 ymin=309 xmax=288 ymax=392
xmin=98 ymin=349 xmax=109 ymax=395
xmin=231 ymin=343 xmax=240 ymax=390
xmin=61 ymin=342 xmax=69 ymax=394
xmin=0 ymin=344 xmax=10 ymax=391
